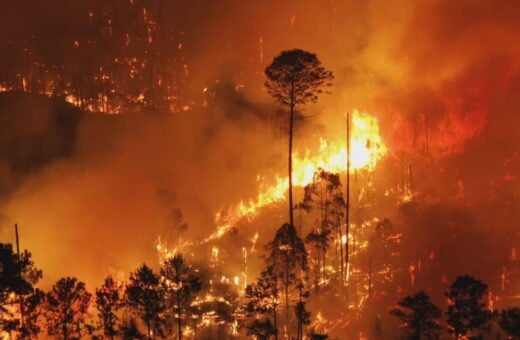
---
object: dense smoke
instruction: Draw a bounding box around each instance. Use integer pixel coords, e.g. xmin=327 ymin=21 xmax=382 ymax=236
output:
xmin=0 ymin=1 xmax=518 ymax=336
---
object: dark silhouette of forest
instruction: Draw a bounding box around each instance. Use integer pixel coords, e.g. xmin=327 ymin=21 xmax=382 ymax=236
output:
xmin=1 ymin=239 xmax=519 ymax=339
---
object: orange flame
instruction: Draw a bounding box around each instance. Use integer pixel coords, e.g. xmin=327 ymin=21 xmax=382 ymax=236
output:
xmin=209 ymin=110 xmax=387 ymax=240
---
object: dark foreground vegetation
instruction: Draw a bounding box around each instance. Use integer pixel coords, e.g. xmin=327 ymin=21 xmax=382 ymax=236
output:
xmin=1 ymin=239 xmax=519 ymax=339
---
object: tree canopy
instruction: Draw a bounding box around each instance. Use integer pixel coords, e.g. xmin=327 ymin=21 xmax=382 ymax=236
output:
xmin=125 ymin=264 xmax=165 ymax=340
xmin=95 ymin=275 xmax=122 ymax=340
xmin=0 ymin=243 xmax=43 ymax=337
xmin=44 ymin=277 xmax=92 ymax=339
xmin=445 ymin=275 xmax=493 ymax=338
xmin=265 ymin=49 xmax=333 ymax=109
xmin=245 ymin=265 xmax=280 ymax=340
xmin=390 ymin=291 xmax=442 ymax=339
xmin=160 ymin=254 xmax=202 ymax=340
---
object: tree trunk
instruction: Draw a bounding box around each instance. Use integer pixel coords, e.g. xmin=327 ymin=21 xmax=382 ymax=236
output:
xmin=322 ymin=245 xmax=326 ymax=283
xmin=319 ymin=182 xmax=325 ymax=281
xmin=413 ymin=326 xmax=420 ymax=340
xmin=297 ymin=287 xmax=303 ymax=340
xmin=14 ymin=224 xmax=25 ymax=332
xmin=63 ymin=320 xmax=68 ymax=340
xmin=338 ymin=214 xmax=344 ymax=282
xmin=345 ymin=112 xmax=351 ymax=285
xmin=178 ymin=312 xmax=182 ymax=340
xmin=147 ymin=319 xmax=151 ymax=340
xmin=288 ymin=89 xmax=295 ymax=228
xmin=109 ymin=312 xmax=114 ymax=340
xmin=273 ymin=304 xmax=278 ymax=340
xmin=285 ymin=252 xmax=289 ymax=315
xmin=314 ymin=254 xmax=320 ymax=294
xmin=273 ymin=275 xmax=279 ymax=340
xmin=177 ymin=295 xmax=183 ymax=340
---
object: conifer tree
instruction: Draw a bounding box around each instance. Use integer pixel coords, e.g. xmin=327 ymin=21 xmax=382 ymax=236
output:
xmin=265 ymin=49 xmax=333 ymax=228
xmin=446 ymin=275 xmax=493 ymax=339
xmin=390 ymin=291 xmax=441 ymax=339
xmin=44 ymin=277 xmax=92 ymax=339
xmin=125 ymin=264 xmax=165 ymax=340
xmin=160 ymin=254 xmax=202 ymax=340
xmin=95 ymin=275 xmax=122 ymax=339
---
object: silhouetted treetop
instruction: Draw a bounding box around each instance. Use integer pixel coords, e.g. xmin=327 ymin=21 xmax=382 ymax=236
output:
xmin=125 ymin=264 xmax=165 ymax=340
xmin=265 ymin=49 xmax=333 ymax=109
xmin=96 ymin=275 xmax=122 ymax=340
xmin=0 ymin=243 xmax=42 ymax=295
xmin=44 ymin=277 xmax=92 ymax=339
xmin=445 ymin=275 xmax=493 ymax=338
xmin=390 ymin=291 xmax=441 ymax=340
xmin=160 ymin=254 xmax=202 ymax=340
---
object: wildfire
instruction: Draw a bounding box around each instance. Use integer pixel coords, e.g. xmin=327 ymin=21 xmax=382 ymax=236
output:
xmin=156 ymin=236 xmax=194 ymax=263
xmin=210 ymin=110 xmax=387 ymax=240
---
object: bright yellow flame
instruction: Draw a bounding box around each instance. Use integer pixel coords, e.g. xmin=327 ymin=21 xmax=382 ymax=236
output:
xmin=211 ymin=247 xmax=219 ymax=262
xmin=156 ymin=236 xmax=194 ymax=263
xmin=292 ymin=111 xmax=386 ymax=185
xmin=209 ymin=110 xmax=386 ymax=240
xmin=209 ymin=110 xmax=387 ymax=241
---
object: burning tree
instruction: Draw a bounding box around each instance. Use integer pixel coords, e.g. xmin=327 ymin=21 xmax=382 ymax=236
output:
xmin=190 ymin=277 xmax=240 ymax=339
xmin=267 ymin=223 xmax=308 ymax=312
xmin=295 ymin=281 xmax=311 ymax=340
xmin=265 ymin=49 xmax=334 ymax=228
xmin=445 ymin=275 xmax=494 ymax=339
xmin=44 ymin=277 xmax=92 ymax=339
xmin=390 ymin=291 xmax=442 ymax=339
xmin=300 ymin=169 xmax=345 ymax=288
xmin=125 ymin=264 xmax=165 ymax=339
xmin=305 ymin=229 xmax=331 ymax=292
xmin=160 ymin=254 xmax=202 ymax=340
xmin=95 ymin=275 xmax=123 ymax=340
xmin=0 ymin=0 xmax=192 ymax=113
xmin=244 ymin=265 xmax=280 ymax=340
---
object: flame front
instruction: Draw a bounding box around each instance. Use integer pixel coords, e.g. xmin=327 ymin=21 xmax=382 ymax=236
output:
xmin=210 ymin=110 xmax=387 ymax=240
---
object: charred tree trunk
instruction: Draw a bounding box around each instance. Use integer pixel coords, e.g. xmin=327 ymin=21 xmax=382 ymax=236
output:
xmin=297 ymin=286 xmax=303 ymax=340
xmin=284 ymin=251 xmax=290 ymax=316
xmin=15 ymin=224 xmax=24 ymax=331
xmin=63 ymin=320 xmax=69 ymax=340
xmin=345 ymin=112 xmax=351 ymax=285
xmin=109 ymin=312 xmax=114 ymax=340
xmin=177 ymin=291 xmax=183 ymax=340
xmin=338 ymin=214 xmax=344 ymax=282
xmin=273 ymin=277 xmax=279 ymax=340
xmin=288 ymin=79 xmax=295 ymax=228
